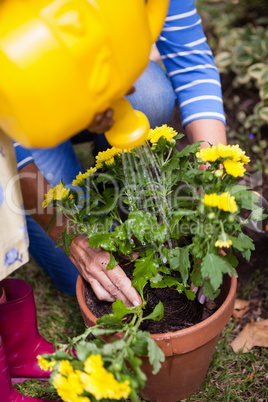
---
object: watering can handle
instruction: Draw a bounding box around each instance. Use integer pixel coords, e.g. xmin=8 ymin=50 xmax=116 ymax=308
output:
xmin=145 ymin=0 xmax=169 ymax=42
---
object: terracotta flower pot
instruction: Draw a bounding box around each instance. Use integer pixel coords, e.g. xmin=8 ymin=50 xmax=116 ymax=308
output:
xmin=76 ymin=274 xmax=237 ymax=402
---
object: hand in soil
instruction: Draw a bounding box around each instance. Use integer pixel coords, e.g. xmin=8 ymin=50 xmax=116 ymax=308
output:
xmin=69 ymin=234 xmax=142 ymax=307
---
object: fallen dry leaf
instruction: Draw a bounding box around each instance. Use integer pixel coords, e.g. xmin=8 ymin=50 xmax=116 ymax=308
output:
xmin=232 ymin=299 xmax=250 ymax=320
xmin=231 ymin=319 xmax=268 ymax=353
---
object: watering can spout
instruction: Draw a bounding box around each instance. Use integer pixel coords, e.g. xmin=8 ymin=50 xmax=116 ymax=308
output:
xmin=105 ymin=98 xmax=150 ymax=149
xmin=0 ymin=0 xmax=169 ymax=149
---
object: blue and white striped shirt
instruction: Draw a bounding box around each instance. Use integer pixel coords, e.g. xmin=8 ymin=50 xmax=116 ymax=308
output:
xmin=156 ymin=0 xmax=225 ymax=127
xmin=13 ymin=141 xmax=33 ymax=170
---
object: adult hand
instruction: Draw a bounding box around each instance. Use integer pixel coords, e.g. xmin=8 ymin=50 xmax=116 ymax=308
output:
xmin=69 ymin=234 xmax=142 ymax=307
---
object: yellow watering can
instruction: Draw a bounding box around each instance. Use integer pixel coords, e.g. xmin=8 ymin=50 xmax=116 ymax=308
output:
xmin=0 ymin=0 xmax=169 ymax=149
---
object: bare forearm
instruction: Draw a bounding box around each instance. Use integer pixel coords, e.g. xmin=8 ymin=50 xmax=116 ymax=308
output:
xmin=19 ymin=162 xmax=67 ymax=241
xmin=185 ymin=119 xmax=227 ymax=148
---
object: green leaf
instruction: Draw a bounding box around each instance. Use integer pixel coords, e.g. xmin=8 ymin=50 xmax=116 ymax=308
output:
xmin=117 ymin=240 xmax=132 ymax=256
xmin=203 ymin=280 xmax=221 ymax=300
xmin=150 ymin=273 xmax=163 ymax=284
xmin=88 ymin=233 xmax=116 ymax=251
xmin=96 ymin=313 xmax=123 ymax=327
xmin=76 ymin=341 xmax=99 ymax=361
xmin=106 ymin=253 xmax=118 ymax=270
xmin=125 ymin=211 xmax=155 ymax=242
xmin=112 ymin=299 xmax=136 ymax=319
xmin=247 ymin=207 xmax=267 ymax=222
xmin=142 ymin=302 xmax=164 ymax=322
xmin=161 ymin=152 xmax=181 ymax=173
xmin=96 ymin=195 xmax=119 ymax=215
xmin=174 ymin=133 xmax=185 ymax=141
xmin=147 ymin=338 xmax=165 ymax=375
xmin=178 ymin=141 xmax=201 ymax=157
xmin=231 ymin=232 xmax=255 ymax=256
xmin=150 ymin=275 xmax=182 ymax=289
xmin=201 ymin=253 xmax=234 ymax=291
xmin=230 ymin=187 xmax=259 ymax=210
xmin=224 ymin=250 xmax=239 ymax=269
xmin=169 ymin=247 xmax=190 ymax=284
xmin=126 ymin=352 xmax=147 ymax=387
xmin=48 ymin=350 xmax=71 ymax=361
xmin=133 ymin=277 xmax=147 ymax=300
xmin=132 ymin=251 xmax=159 ymax=288
xmin=154 ymin=136 xmax=168 ymax=154
xmin=79 ymin=197 xmax=101 ymax=216
xmin=190 ymin=269 xmax=203 ymax=287
xmin=184 ymin=289 xmax=195 ymax=300
xmin=102 ymin=339 xmax=126 ymax=355
xmin=114 ymin=224 xmax=128 ymax=240
xmin=152 ymin=224 xmax=167 ymax=243
xmin=61 ymin=228 xmax=73 ymax=257
xmin=91 ymin=327 xmax=123 ymax=336
xmin=132 ymin=331 xmax=150 ymax=356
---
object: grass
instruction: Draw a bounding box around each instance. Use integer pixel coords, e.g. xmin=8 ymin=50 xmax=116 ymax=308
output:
xmin=10 ymin=253 xmax=268 ymax=401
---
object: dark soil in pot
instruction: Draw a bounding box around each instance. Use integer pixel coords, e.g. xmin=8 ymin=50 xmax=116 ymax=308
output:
xmin=84 ymin=263 xmax=219 ymax=333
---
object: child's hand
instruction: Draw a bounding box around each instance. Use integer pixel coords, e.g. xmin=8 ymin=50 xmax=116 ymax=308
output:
xmin=87 ymin=108 xmax=114 ymax=133
xmin=86 ymin=87 xmax=135 ymax=134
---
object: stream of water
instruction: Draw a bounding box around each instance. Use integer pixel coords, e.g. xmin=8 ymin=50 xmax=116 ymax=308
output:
xmin=121 ymin=142 xmax=173 ymax=260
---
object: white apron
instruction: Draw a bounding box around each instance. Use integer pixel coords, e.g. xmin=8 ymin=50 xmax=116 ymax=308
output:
xmin=0 ymin=130 xmax=29 ymax=280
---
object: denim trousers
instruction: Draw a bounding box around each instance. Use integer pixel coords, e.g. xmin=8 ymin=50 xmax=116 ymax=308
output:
xmin=28 ymin=61 xmax=176 ymax=295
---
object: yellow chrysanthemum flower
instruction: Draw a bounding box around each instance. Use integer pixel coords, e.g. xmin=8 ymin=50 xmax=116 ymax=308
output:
xmin=42 ymin=188 xmax=54 ymax=209
xmin=53 ymin=182 xmax=71 ymax=201
xmin=52 ymin=370 xmax=89 ymax=402
xmin=196 ymin=144 xmax=250 ymax=177
xmin=95 ymin=147 xmax=122 ymax=169
xmin=72 ymin=167 xmax=97 ymax=186
xmin=216 ymin=143 xmax=234 ymax=159
xmin=196 ymin=145 xmax=219 ymax=162
xmin=105 ymin=157 xmax=115 ymax=166
xmin=229 ymin=144 xmax=250 ymax=163
xmin=203 ymin=192 xmax=238 ymax=213
xmin=81 ymin=354 xmax=131 ymax=400
xmin=71 ymin=397 xmax=91 ymax=402
xmin=37 ymin=355 xmax=56 ymax=371
xmin=42 ymin=181 xmax=72 ymax=208
xmin=241 ymin=154 xmax=250 ymax=164
xmin=218 ymin=192 xmax=238 ymax=213
xmin=67 ymin=371 xmax=85 ymax=395
xmin=147 ymin=124 xmax=177 ymax=145
xmin=202 ymin=193 xmax=220 ymax=208
xmin=215 ymin=239 xmax=233 ymax=248
xmin=223 ymin=159 xmax=246 ymax=177
xmin=57 ymin=360 xmax=75 ymax=376
xmin=52 ymin=373 xmax=78 ymax=402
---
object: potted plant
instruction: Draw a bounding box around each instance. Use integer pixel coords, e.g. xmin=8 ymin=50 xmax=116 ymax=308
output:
xmin=39 ymin=125 xmax=264 ymax=402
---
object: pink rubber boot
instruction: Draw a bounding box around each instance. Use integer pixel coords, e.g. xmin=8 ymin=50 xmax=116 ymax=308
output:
xmin=0 ymin=336 xmax=58 ymax=402
xmin=0 ymin=278 xmax=55 ymax=383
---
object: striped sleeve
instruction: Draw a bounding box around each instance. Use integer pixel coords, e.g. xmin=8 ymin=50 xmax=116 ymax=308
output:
xmin=13 ymin=142 xmax=34 ymax=170
xmin=156 ymin=0 xmax=226 ymax=127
